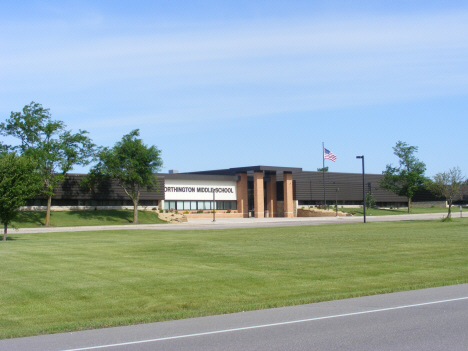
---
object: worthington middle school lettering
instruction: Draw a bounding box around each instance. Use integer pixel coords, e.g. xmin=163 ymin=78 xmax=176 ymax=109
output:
xmin=165 ymin=187 xmax=234 ymax=193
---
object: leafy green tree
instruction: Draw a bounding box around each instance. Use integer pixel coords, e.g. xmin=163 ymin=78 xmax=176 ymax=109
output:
xmin=84 ymin=129 xmax=163 ymax=223
xmin=379 ymin=141 xmax=427 ymax=213
xmin=0 ymin=153 xmax=42 ymax=240
xmin=365 ymin=192 xmax=377 ymax=209
xmin=426 ymin=167 xmax=466 ymax=219
xmin=317 ymin=167 xmax=329 ymax=172
xmin=0 ymin=142 xmax=10 ymax=153
xmin=0 ymin=102 xmax=95 ymax=226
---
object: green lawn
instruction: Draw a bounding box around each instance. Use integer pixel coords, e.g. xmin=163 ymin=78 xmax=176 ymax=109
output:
xmin=1 ymin=218 xmax=468 ymax=339
xmin=340 ymin=206 xmax=454 ymax=216
xmin=9 ymin=210 xmax=166 ymax=228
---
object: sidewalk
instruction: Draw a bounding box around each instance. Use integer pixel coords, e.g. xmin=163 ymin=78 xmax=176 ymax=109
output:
xmin=1 ymin=212 xmax=456 ymax=234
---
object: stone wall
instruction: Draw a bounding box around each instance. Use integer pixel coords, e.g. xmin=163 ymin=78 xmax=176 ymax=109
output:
xmin=412 ymin=201 xmax=447 ymax=208
xmin=276 ymin=201 xmax=297 ymax=217
xmin=297 ymin=208 xmax=351 ymax=217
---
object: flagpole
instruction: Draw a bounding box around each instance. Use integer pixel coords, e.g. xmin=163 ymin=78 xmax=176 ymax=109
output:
xmin=323 ymin=142 xmax=325 ymax=207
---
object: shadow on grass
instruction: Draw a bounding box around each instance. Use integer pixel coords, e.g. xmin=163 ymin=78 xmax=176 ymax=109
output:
xmin=3 ymin=235 xmax=20 ymax=241
xmin=64 ymin=210 xmax=134 ymax=223
xmin=14 ymin=212 xmax=45 ymax=226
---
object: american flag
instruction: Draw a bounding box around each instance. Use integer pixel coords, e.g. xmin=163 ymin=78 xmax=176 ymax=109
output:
xmin=324 ymin=148 xmax=337 ymax=162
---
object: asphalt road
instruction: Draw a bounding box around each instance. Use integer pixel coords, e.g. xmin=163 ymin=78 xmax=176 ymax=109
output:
xmin=3 ymin=211 xmax=459 ymax=234
xmin=2 ymin=284 xmax=468 ymax=351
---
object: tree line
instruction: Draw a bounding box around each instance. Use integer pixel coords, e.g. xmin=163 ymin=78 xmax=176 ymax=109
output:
xmin=1 ymin=102 xmax=163 ymax=240
xmin=1 ymin=102 xmax=466 ymax=240
xmin=318 ymin=141 xmax=466 ymax=217
xmin=378 ymin=141 xmax=466 ymax=219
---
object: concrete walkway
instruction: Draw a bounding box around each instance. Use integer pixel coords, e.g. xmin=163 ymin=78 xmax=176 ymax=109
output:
xmin=2 ymin=212 xmax=458 ymax=234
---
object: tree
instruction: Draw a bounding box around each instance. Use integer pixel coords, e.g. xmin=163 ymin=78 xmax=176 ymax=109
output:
xmin=426 ymin=167 xmax=466 ymax=219
xmin=317 ymin=167 xmax=329 ymax=172
xmin=84 ymin=129 xmax=163 ymax=223
xmin=0 ymin=102 xmax=95 ymax=226
xmin=379 ymin=141 xmax=427 ymax=213
xmin=365 ymin=192 xmax=377 ymax=209
xmin=0 ymin=153 xmax=43 ymax=240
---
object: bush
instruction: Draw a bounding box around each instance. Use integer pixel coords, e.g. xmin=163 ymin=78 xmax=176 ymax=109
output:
xmin=183 ymin=210 xmax=189 ymax=214
xmin=159 ymin=209 xmax=164 ymax=213
xmin=197 ymin=210 xmax=203 ymax=213
xmin=226 ymin=209 xmax=231 ymax=213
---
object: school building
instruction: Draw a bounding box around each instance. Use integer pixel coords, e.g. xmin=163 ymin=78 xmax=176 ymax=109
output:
xmin=25 ymin=165 xmax=454 ymax=216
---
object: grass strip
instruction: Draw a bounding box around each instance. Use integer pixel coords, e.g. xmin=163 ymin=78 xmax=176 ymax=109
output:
xmin=9 ymin=209 xmax=166 ymax=228
xmin=339 ymin=206 xmax=453 ymax=216
xmin=1 ymin=218 xmax=468 ymax=338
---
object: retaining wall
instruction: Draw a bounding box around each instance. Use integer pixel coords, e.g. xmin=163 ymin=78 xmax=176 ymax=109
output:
xmin=297 ymin=208 xmax=351 ymax=217
xmin=412 ymin=201 xmax=447 ymax=208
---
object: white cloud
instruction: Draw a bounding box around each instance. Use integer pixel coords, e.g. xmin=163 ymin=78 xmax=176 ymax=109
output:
xmin=1 ymin=9 xmax=467 ymax=124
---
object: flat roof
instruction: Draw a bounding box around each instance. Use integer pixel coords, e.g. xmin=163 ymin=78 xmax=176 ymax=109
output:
xmin=160 ymin=173 xmax=238 ymax=181
xmin=185 ymin=165 xmax=303 ymax=175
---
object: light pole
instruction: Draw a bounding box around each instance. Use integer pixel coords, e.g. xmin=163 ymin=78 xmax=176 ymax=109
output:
xmin=335 ymin=188 xmax=339 ymax=216
xmin=356 ymin=156 xmax=366 ymax=223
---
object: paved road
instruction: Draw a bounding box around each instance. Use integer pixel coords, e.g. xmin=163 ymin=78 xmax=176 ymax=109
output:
xmin=2 ymin=284 xmax=468 ymax=351
xmin=3 ymin=212 xmax=458 ymax=234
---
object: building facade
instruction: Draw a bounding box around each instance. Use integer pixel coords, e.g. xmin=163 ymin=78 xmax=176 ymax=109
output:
xmin=25 ymin=165 xmax=452 ymax=216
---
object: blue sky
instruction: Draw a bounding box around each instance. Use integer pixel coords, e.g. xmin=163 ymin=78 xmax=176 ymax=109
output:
xmin=1 ymin=1 xmax=467 ymax=176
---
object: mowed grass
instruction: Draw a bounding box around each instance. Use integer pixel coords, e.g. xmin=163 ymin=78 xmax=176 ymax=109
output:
xmin=1 ymin=219 xmax=468 ymax=339
xmin=340 ymin=206 xmax=454 ymax=216
xmin=9 ymin=210 xmax=166 ymax=228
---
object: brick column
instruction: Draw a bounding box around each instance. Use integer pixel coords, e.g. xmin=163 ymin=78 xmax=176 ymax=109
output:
xmin=283 ymin=172 xmax=294 ymax=218
xmin=236 ymin=173 xmax=248 ymax=218
xmin=254 ymin=171 xmax=264 ymax=218
xmin=266 ymin=174 xmax=277 ymax=217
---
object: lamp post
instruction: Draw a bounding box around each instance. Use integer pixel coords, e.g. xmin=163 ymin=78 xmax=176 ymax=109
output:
xmin=212 ymin=189 xmax=216 ymax=222
xmin=335 ymin=188 xmax=339 ymax=216
xmin=356 ymin=156 xmax=366 ymax=223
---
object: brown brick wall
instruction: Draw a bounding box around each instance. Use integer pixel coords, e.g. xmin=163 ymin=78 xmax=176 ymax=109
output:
xmin=236 ymin=173 xmax=249 ymax=218
xmin=254 ymin=171 xmax=264 ymax=218
xmin=283 ymin=173 xmax=294 ymax=218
